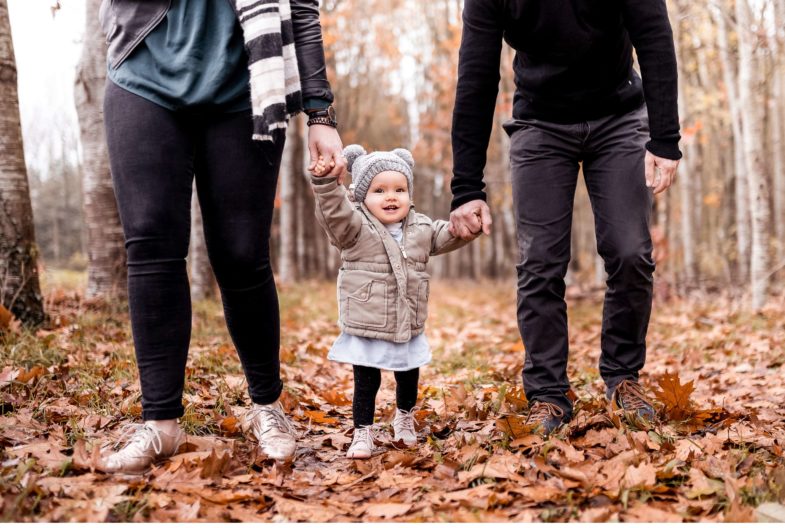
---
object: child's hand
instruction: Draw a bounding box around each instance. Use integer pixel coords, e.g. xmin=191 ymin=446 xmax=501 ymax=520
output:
xmin=310 ymin=155 xmax=330 ymax=177
xmin=449 ymin=212 xmax=484 ymax=240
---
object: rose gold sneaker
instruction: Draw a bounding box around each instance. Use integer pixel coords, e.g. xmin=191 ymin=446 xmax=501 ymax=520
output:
xmin=392 ymin=408 xmax=418 ymax=447
xmin=347 ymin=425 xmax=378 ymax=459
xmin=244 ymin=401 xmax=297 ymax=461
xmin=100 ymin=423 xmax=185 ymax=474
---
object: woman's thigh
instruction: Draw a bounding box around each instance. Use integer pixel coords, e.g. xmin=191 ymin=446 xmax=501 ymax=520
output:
xmin=194 ymin=111 xmax=285 ymax=284
xmin=103 ymin=80 xmax=195 ymax=261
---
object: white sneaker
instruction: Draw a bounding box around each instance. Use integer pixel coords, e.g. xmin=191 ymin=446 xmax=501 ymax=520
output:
xmin=101 ymin=423 xmax=185 ymax=474
xmin=347 ymin=425 xmax=377 ymax=459
xmin=393 ymin=408 xmax=418 ymax=447
xmin=244 ymin=400 xmax=297 ymax=460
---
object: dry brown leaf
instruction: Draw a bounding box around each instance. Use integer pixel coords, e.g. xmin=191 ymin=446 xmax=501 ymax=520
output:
xmin=303 ymin=409 xmax=339 ymax=424
xmin=622 ymin=461 xmax=657 ymax=489
xmin=653 ymin=371 xmax=695 ymax=420
xmin=364 ymin=502 xmax=413 ymax=519
xmin=621 ymin=503 xmax=683 ymax=522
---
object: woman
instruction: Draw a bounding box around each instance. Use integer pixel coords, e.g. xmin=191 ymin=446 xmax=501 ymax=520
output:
xmin=98 ymin=0 xmax=344 ymax=474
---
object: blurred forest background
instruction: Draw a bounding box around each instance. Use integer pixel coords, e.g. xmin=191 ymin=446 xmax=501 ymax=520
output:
xmin=1 ymin=0 xmax=785 ymax=325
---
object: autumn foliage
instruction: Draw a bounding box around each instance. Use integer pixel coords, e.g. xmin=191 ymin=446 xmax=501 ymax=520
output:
xmin=1 ymin=279 xmax=784 ymax=521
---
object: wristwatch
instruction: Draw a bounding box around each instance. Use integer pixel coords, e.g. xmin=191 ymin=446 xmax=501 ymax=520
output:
xmin=306 ymin=105 xmax=337 ymax=128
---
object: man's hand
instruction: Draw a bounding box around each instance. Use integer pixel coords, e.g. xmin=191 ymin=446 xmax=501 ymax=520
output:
xmin=645 ymin=150 xmax=680 ymax=195
xmin=308 ymin=124 xmax=346 ymax=181
xmin=449 ymin=199 xmax=492 ymax=240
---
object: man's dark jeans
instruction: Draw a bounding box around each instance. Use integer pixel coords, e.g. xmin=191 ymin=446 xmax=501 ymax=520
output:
xmin=104 ymin=81 xmax=285 ymax=420
xmin=504 ymin=103 xmax=655 ymax=416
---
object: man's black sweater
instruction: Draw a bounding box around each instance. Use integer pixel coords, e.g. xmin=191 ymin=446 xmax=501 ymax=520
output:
xmin=451 ymin=0 xmax=682 ymax=210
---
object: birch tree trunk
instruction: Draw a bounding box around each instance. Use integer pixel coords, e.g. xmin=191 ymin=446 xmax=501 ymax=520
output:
xmin=672 ymin=1 xmax=697 ymax=283
xmin=736 ymin=0 xmax=771 ymax=309
xmin=75 ymin=0 xmax=127 ymax=300
xmin=189 ymin=186 xmax=216 ymax=300
xmin=0 ymin=0 xmax=45 ymax=325
xmin=771 ymin=0 xmax=785 ymax=263
xmin=278 ymin=116 xmax=302 ymax=284
xmin=712 ymin=2 xmax=750 ymax=282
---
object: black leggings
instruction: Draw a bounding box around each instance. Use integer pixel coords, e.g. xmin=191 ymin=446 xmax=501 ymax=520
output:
xmin=352 ymin=366 xmax=419 ymax=428
xmin=104 ymin=81 xmax=285 ymax=420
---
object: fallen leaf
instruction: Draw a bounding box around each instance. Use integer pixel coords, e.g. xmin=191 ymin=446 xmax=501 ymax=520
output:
xmin=364 ymin=502 xmax=412 ymax=519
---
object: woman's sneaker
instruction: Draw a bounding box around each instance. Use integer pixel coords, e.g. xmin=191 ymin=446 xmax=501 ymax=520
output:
xmin=525 ymin=401 xmax=568 ymax=437
xmin=244 ymin=400 xmax=297 ymax=461
xmin=100 ymin=423 xmax=185 ymax=474
xmin=392 ymin=408 xmax=417 ymax=447
xmin=347 ymin=425 xmax=378 ymax=459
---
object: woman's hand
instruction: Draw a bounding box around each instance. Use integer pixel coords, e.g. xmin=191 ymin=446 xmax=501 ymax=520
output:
xmin=308 ymin=124 xmax=346 ymax=181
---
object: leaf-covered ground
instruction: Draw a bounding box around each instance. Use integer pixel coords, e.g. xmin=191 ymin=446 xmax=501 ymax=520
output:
xmin=1 ymin=273 xmax=784 ymax=522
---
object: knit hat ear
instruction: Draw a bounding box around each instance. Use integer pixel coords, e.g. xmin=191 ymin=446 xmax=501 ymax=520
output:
xmin=342 ymin=144 xmax=367 ymax=173
xmin=392 ymin=148 xmax=415 ymax=170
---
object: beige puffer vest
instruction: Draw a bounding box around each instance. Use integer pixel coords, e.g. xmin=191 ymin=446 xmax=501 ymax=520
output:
xmin=312 ymin=176 xmax=467 ymax=343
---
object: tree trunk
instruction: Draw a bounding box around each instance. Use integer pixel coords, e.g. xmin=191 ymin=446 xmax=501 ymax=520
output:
xmin=278 ymin=116 xmax=302 ymax=283
xmin=672 ymin=0 xmax=697 ymax=283
xmin=189 ymin=185 xmax=216 ymax=300
xmin=0 ymin=0 xmax=45 ymax=326
xmin=736 ymin=0 xmax=772 ymax=309
xmin=771 ymin=0 xmax=785 ymax=263
xmin=75 ymin=0 xmax=127 ymax=300
xmin=712 ymin=2 xmax=750 ymax=282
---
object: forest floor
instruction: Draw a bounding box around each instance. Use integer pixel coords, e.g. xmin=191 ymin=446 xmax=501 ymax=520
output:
xmin=1 ymin=271 xmax=784 ymax=522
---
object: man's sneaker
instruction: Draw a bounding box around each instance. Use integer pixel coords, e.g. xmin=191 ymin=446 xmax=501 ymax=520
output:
xmin=100 ymin=423 xmax=185 ymax=474
xmin=347 ymin=425 xmax=378 ymax=459
xmin=525 ymin=401 xmax=567 ymax=436
xmin=244 ymin=400 xmax=297 ymax=460
xmin=392 ymin=408 xmax=417 ymax=447
xmin=608 ymin=379 xmax=656 ymax=421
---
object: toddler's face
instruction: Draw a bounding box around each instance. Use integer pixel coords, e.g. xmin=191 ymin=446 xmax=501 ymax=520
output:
xmin=363 ymin=170 xmax=411 ymax=224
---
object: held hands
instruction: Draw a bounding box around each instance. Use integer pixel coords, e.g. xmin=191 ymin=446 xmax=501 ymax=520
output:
xmin=645 ymin=150 xmax=680 ymax=195
xmin=448 ymin=199 xmax=493 ymax=241
xmin=308 ymin=124 xmax=346 ymax=182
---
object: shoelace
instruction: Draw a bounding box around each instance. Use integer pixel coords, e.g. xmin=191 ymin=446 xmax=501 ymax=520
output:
xmin=525 ymin=401 xmax=564 ymax=424
xmin=353 ymin=425 xmax=378 ymax=450
xmin=615 ymin=380 xmax=653 ymax=412
xmin=112 ymin=423 xmax=164 ymax=456
xmin=248 ymin=405 xmax=294 ymax=438
xmin=393 ymin=408 xmax=418 ymax=432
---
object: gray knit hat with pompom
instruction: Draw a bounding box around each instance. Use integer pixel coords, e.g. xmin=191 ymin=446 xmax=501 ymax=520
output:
xmin=343 ymin=144 xmax=414 ymax=204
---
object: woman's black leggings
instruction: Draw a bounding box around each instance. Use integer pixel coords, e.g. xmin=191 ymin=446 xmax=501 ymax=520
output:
xmin=104 ymin=81 xmax=285 ymax=420
xmin=352 ymin=365 xmax=419 ymax=427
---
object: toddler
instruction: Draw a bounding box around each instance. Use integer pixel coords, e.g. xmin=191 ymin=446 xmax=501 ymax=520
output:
xmin=310 ymin=145 xmax=476 ymax=458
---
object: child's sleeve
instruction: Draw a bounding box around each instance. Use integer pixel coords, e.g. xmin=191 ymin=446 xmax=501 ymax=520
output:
xmin=430 ymin=219 xmax=472 ymax=256
xmin=311 ymin=176 xmax=363 ymax=250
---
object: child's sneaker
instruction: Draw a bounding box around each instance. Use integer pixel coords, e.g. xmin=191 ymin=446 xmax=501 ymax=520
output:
xmin=347 ymin=425 xmax=377 ymax=459
xmin=100 ymin=422 xmax=185 ymax=474
xmin=392 ymin=408 xmax=418 ymax=447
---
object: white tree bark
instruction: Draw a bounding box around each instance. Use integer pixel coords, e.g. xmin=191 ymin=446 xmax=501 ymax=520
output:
xmin=712 ymin=2 xmax=750 ymax=281
xmin=771 ymin=0 xmax=785 ymax=262
xmin=672 ymin=1 xmax=697 ymax=282
xmin=189 ymin=185 xmax=216 ymax=300
xmin=75 ymin=0 xmax=127 ymax=300
xmin=0 ymin=0 xmax=45 ymax=325
xmin=278 ymin=115 xmax=304 ymax=284
xmin=736 ymin=0 xmax=772 ymax=309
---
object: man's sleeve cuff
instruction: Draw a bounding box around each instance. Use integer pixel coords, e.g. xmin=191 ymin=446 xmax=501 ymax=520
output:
xmin=450 ymin=190 xmax=488 ymax=212
xmin=646 ymin=139 xmax=683 ymax=161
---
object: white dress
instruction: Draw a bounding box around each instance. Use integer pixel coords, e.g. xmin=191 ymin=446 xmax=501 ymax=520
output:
xmin=327 ymin=222 xmax=431 ymax=371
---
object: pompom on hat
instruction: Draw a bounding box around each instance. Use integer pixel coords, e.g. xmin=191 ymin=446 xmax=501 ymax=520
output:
xmin=343 ymin=145 xmax=415 ymax=203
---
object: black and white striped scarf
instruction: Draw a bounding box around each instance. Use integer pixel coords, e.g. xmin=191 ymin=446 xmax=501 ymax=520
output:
xmin=233 ymin=0 xmax=303 ymax=142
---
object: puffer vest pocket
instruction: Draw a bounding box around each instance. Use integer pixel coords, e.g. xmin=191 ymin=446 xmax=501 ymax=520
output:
xmin=345 ymin=280 xmax=388 ymax=329
xmin=415 ymin=279 xmax=429 ymax=328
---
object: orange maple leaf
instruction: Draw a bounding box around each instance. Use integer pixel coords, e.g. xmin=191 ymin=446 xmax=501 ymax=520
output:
xmin=653 ymin=371 xmax=695 ymax=421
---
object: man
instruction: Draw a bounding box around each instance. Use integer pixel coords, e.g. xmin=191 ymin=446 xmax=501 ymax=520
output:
xmin=448 ymin=0 xmax=681 ymax=434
